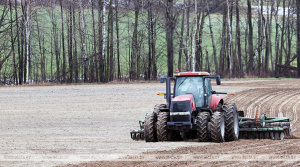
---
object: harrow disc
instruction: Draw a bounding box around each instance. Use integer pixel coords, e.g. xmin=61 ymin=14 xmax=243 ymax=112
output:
xmin=259 ymin=132 xmax=264 ymax=139
xmin=136 ymin=133 xmax=140 ymax=140
xmin=264 ymin=132 xmax=270 ymax=139
xmin=280 ymin=132 xmax=285 ymax=140
xmin=132 ymin=133 xmax=136 ymax=140
xmin=274 ymin=132 xmax=280 ymax=140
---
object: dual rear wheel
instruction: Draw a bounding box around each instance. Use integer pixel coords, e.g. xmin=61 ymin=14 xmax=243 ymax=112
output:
xmin=196 ymin=103 xmax=239 ymax=143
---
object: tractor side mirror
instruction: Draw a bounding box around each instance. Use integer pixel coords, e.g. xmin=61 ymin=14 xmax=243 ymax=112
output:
xmin=216 ymin=75 xmax=221 ymax=85
xmin=160 ymin=76 xmax=165 ymax=83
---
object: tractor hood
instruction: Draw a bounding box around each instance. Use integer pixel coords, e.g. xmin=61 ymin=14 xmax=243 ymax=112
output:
xmin=171 ymin=94 xmax=196 ymax=112
xmin=172 ymin=94 xmax=194 ymax=102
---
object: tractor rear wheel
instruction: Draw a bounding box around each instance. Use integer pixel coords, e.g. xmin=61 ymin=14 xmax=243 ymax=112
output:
xmin=144 ymin=112 xmax=158 ymax=142
xmin=196 ymin=112 xmax=210 ymax=142
xmin=157 ymin=112 xmax=170 ymax=141
xmin=223 ymin=103 xmax=239 ymax=141
xmin=210 ymin=112 xmax=225 ymax=143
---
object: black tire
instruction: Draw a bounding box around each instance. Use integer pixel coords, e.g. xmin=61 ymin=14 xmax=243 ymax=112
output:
xmin=223 ymin=103 xmax=239 ymax=141
xmin=153 ymin=104 xmax=166 ymax=115
xmin=196 ymin=112 xmax=210 ymax=142
xmin=157 ymin=112 xmax=170 ymax=141
xmin=210 ymin=112 xmax=225 ymax=143
xmin=144 ymin=112 xmax=157 ymax=142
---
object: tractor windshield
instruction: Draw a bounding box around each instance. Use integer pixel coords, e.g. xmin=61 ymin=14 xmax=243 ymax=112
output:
xmin=174 ymin=77 xmax=204 ymax=107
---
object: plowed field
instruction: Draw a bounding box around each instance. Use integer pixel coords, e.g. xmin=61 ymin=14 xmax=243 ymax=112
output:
xmin=0 ymin=79 xmax=299 ymax=167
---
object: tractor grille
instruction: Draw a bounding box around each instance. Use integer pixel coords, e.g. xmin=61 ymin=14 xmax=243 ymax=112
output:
xmin=170 ymin=100 xmax=191 ymax=122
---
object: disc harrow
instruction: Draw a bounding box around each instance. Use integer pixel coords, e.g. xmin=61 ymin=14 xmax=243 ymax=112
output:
xmin=130 ymin=119 xmax=145 ymax=141
xmin=239 ymin=113 xmax=292 ymax=140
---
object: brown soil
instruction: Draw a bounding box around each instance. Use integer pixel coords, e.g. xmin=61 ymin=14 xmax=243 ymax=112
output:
xmin=0 ymin=79 xmax=300 ymax=166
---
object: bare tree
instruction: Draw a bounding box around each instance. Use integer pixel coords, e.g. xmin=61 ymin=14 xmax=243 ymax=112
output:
xmin=165 ymin=0 xmax=176 ymax=77
xmin=298 ymin=0 xmax=300 ymax=77
xmin=79 ymin=0 xmax=88 ymax=82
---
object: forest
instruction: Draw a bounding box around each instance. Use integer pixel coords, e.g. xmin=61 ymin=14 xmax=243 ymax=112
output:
xmin=0 ymin=0 xmax=300 ymax=85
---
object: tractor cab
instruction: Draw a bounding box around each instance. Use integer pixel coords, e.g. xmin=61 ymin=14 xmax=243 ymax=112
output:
xmin=174 ymin=72 xmax=215 ymax=109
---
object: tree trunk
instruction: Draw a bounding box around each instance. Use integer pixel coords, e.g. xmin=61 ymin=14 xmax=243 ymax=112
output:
xmin=116 ymin=0 xmax=121 ymax=80
xmin=50 ymin=0 xmax=60 ymax=82
xmin=297 ymin=0 xmax=300 ymax=77
xmin=10 ymin=0 xmax=17 ymax=84
xmin=235 ymin=0 xmax=242 ymax=76
xmin=185 ymin=0 xmax=190 ymax=71
xmin=25 ymin=0 xmax=31 ymax=83
xmin=147 ymin=0 xmax=152 ymax=80
xmin=279 ymin=0 xmax=286 ymax=66
xmin=247 ymin=0 xmax=254 ymax=74
xmin=109 ymin=0 xmax=114 ymax=81
xmin=69 ymin=1 xmax=73 ymax=83
xmin=36 ymin=13 xmax=45 ymax=82
xmin=131 ymin=0 xmax=139 ymax=80
xmin=226 ymin=0 xmax=232 ymax=77
xmin=60 ymin=0 xmax=66 ymax=83
xmin=178 ymin=0 xmax=185 ymax=71
xmin=285 ymin=0 xmax=293 ymax=78
xmin=207 ymin=5 xmax=218 ymax=74
xmin=274 ymin=0 xmax=280 ymax=77
xmin=219 ymin=3 xmax=227 ymax=76
xmin=79 ymin=0 xmax=88 ymax=82
xmin=72 ymin=3 xmax=78 ymax=83
xmin=165 ymin=0 xmax=175 ymax=77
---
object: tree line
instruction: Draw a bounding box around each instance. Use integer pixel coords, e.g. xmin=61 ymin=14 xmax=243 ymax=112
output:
xmin=0 ymin=0 xmax=300 ymax=85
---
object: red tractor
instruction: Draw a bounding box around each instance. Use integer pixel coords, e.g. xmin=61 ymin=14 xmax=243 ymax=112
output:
xmin=144 ymin=71 xmax=239 ymax=142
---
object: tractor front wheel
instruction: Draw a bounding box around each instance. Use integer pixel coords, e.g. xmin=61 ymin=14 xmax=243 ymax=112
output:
xmin=196 ymin=112 xmax=210 ymax=142
xmin=144 ymin=112 xmax=158 ymax=142
xmin=210 ymin=112 xmax=225 ymax=143
xmin=157 ymin=112 xmax=170 ymax=141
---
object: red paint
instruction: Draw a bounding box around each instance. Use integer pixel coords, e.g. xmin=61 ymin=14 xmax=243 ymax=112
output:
xmin=172 ymin=94 xmax=196 ymax=112
xmin=174 ymin=72 xmax=210 ymax=76
xmin=210 ymin=95 xmax=223 ymax=111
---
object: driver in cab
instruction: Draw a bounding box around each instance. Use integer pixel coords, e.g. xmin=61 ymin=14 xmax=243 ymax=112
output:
xmin=186 ymin=79 xmax=198 ymax=94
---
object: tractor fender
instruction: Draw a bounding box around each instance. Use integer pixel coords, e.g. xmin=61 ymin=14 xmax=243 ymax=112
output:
xmin=209 ymin=95 xmax=223 ymax=111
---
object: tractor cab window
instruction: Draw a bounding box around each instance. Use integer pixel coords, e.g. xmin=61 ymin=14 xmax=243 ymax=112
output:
xmin=174 ymin=77 xmax=204 ymax=107
xmin=205 ymin=78 xmax=212 ymax=106
xmin=205 ymin=78 xmax=212 ymax=97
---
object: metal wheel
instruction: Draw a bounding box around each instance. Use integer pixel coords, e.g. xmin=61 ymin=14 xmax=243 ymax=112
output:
xmin=264 ymin=132 xmax=270 ymax=139
xmin=136 ymin=133 xmax=140 ymax=140
xmin=259 ymin=132 xmax=264 ymax=139
xmin=280 ymin=132 xmax=285 ymax=140
xmin=132 ymin=133 xmax=136 ymax=140
xmin=270 ymin=132 xmax=275 ymax=140
xmin=274 ymin=132 xmax=280 ymax=140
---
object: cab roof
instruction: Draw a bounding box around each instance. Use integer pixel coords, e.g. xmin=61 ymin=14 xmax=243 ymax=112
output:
xmin=174 ymin=72 xmax=210 ymax=77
